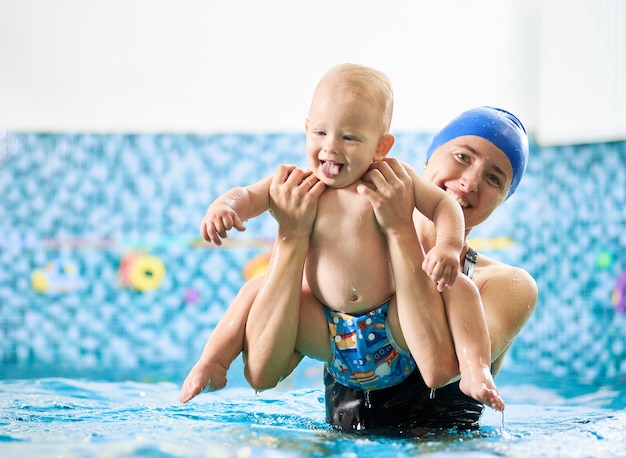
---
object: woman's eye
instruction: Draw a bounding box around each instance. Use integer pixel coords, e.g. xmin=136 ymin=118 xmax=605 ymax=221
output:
xmin=487 ymin=174 xmax=502 ymax=187
xmin=456 ymin=153 xmax=470 ymax=162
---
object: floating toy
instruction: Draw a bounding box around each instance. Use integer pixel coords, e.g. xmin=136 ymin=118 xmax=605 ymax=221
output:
xmin=612 ymin=270 xmax=626 ymax=314
xmin=31 ymin=258 xmax=85 ymax=295
xmin=118 ymin=251 xmax=166 ymax=292
xmin=243 ymin=250 xmax=272 ymax=280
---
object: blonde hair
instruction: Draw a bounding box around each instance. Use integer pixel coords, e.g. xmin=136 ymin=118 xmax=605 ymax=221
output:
xmin=317 ymin=63 xmax=394 ymax=132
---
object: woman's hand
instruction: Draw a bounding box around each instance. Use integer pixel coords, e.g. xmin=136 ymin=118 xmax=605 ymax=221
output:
xmin=269 ymin=165 xmax=326 ymax=238
xmin=356 ymin=158 xmax=415 ymax=235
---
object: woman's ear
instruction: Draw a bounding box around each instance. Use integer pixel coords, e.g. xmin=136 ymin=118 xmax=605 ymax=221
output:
xmin=374 ymin=133 xmax=395 ymax=160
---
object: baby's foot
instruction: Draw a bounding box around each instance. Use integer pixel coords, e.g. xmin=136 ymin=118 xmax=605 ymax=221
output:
xmin=179 ymin=361 xmax=228 ymax=403
xmin=459 ymin=369 xmax=505 ymax=412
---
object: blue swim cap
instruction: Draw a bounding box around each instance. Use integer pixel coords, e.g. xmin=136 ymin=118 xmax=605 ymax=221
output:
xmin=426 ymin=106 xmax=529 ymax=198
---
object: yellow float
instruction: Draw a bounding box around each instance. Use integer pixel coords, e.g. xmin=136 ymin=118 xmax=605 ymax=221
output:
xmin=118 ymin=252 xmax=166 ymax=292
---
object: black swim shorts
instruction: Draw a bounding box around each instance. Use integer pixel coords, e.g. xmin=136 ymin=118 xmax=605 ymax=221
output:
xmin=324 ymin=367 xmax=484 ymax=436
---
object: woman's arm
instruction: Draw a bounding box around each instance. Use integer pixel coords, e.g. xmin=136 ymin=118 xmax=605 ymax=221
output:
xmin=358 ymin=159 xmax=537 ymax=386
xmin=357 ymin=158 xmax=459 ymax=387
xmin=243 ymin=165 xmax=328 ymax=391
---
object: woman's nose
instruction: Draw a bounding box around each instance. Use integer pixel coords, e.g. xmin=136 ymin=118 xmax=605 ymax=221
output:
xmin=460 ymin=169 xmax=481 ymax=192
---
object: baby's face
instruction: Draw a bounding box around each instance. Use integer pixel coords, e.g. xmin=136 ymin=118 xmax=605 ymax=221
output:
xmin=305 ymin=84 xmax=386 ymax=189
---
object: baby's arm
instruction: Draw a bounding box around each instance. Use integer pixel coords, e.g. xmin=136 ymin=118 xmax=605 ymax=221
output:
xmin=403 ymin=163 xmax=464 ymax=291
xmin=201 ymin=176 xmax=273 ymax=246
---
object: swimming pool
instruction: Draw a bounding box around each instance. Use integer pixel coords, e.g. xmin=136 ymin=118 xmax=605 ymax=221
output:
xmin=1 ymin=132 xmax=626 ymax=456
xmin=2 ymin=366 xmax=625 ymax=457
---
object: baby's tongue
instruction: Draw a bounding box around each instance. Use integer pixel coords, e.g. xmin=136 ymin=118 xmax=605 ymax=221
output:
xmin=322 ymin=161 xmax=342 ymax=178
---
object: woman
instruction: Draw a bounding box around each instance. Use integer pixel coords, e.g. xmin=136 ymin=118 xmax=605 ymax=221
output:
xmin=241 ymin=106 xmax=537 ymax=433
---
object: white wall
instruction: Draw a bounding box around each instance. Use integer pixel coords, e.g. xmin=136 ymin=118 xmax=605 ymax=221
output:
xmin=537 ymin=0 xmax=626 ymax=145
xmin=1 ymin=0 xmax=623 ymax=144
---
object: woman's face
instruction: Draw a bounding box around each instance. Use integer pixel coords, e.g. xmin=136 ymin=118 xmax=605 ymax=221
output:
xmin=423 ymin=135 xmax=513 ymax=232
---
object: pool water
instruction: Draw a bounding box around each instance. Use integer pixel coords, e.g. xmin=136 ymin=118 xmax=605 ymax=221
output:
xmin=2 ymin=365 xmax=625 ymax=458
xmin=2 ymin=133 xmax=626 ymax=457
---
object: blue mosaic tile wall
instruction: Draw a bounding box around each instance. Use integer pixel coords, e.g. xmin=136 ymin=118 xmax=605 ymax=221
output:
xmin=1 ymin=132 xmax=625 ymax=383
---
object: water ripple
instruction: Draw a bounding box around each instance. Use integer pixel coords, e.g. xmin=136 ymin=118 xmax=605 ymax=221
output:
xmin=1 ymin=378 xmax=625 ymax=457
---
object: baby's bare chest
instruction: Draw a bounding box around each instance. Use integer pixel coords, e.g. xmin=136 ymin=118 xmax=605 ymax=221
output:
xmin=312 ymin=190 xmax=379 ymax=241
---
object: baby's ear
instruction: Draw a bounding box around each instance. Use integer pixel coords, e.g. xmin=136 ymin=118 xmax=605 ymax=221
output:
xmin=374 ymin=133 xmax=395 ymax=160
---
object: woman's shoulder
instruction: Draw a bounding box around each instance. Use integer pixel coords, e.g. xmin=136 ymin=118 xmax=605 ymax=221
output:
xmin=473 ymin=253 xmax=538 ymax=341
xmin=474 ymin=253 xmax=538 ymax=298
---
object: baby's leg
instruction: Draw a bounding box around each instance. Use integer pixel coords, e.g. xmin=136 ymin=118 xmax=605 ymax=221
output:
xmin=179 ymin=276 xmax=263 ymax=403
xmin=442 ymin=276 xmax=505 ymax=411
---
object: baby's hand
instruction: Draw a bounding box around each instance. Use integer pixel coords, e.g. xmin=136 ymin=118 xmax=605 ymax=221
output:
xmin=200 ymin=204 xmax=246 ymax=246
xmin=422 ymin=245 xmax=460 ymax=292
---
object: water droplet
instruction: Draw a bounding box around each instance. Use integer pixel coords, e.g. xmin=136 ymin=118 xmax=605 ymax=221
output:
xmin=364 ymin=390 xmax=372 ymax=409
